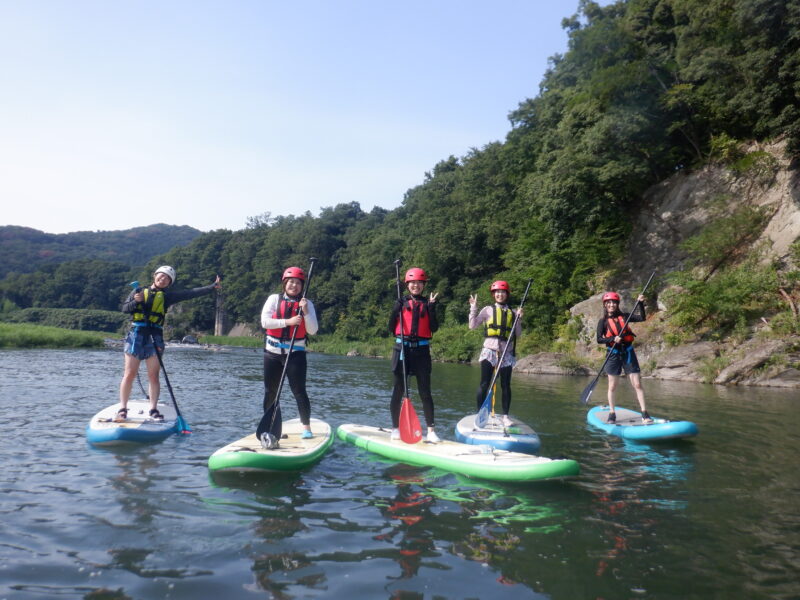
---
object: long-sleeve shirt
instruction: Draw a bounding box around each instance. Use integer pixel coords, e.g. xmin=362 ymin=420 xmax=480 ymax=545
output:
xmin=596 ymin=303 xmax=646 ymax=346
xmin=468 ymin=304 xmax=522 ymax=368
xmin=121 ymin=283 xmax=217 ymax=318
xmin=261 ymin=293 xmax=318 ymax=354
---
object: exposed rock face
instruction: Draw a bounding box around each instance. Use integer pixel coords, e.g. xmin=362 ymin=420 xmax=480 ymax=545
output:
xmin=556 ymin=141 xmax=800 ymax=388
xmin=515 ymin=353 xmax=591 ymax=376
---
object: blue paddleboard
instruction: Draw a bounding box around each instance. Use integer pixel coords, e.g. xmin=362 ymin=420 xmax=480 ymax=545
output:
xmin=587 ymin=405 xmax=698 ymax=441
xmin=454 ymin=413 xmax=542 ymax=454
xmin=86 ymin=400 xmax=180 ymax=446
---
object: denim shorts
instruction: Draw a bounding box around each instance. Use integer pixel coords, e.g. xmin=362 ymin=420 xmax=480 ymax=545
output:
xmin=124 ymin=328 xmax=164 ymax=360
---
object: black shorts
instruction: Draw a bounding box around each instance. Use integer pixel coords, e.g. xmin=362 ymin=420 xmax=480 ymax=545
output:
xmin=604 ymin=346 xmax=640 ymax=376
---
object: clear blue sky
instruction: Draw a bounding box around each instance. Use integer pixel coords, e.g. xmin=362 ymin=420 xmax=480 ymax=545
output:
xmin=0 ymin=1 xmax=584 ymax=234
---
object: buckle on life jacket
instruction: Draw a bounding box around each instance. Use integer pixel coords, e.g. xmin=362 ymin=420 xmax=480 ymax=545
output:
xmin=395 ymin=337 xmax=429 ymax=347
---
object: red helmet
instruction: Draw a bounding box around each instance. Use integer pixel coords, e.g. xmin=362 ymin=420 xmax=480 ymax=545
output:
xmin=405 ymin=267 xmax=428 ymax=282
xmin=490 ymin=280 xmax=510 ymax=293
xmin=282 ymin=266 xmax=306 ymax=282
xmin=602 ymin=291 xmax=621 ymax=302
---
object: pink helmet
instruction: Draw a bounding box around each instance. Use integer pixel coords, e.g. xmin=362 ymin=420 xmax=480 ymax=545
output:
xmin=282 ymin=266 xmax=306 ymax=282
xmin=405 ymin=267 xmax=428 ymax=282
xmin=490 ymin=280 xmax=510 ymax=293
xmin=602 ymin=291 xmax=621 ymax=302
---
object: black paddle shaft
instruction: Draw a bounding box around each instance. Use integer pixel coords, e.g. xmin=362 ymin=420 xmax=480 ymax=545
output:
xmin=484 ymin=279 xmax=532 ymax=400
xmin=393 ymin=259 xmax=411 ymax=401
xmin=268 ymin=258 xmax=318 ymax=425
xmin=580 ymin=270 xmax=657 ymax=405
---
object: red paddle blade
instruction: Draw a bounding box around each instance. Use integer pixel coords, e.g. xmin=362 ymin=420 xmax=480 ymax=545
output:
xmin=399 ymin=397 xmax=423 ymax=444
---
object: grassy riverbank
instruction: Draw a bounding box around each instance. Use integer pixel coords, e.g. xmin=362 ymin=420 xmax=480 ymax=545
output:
xmin=0 ymin=323 xmax=108 ymax=348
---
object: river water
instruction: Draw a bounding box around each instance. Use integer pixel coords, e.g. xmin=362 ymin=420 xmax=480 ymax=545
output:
xmin=0 ymin=347 xmax=797 ymax=600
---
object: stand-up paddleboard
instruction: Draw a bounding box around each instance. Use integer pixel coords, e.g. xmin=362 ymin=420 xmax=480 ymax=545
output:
xmin=454 ymin=413 xmax=541 ymax=455
xmin=587 ymin=406 xmax=699 ymax=441
xmin=337 ymin=423 xmax=578 ymax=482
xmin=208 ymin=418 xmax=333 ymax=473
xmin=86 ymin=401 xmax=180 ymax=446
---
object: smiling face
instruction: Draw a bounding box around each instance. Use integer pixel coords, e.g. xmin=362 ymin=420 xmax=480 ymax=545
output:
xmin=153 ymin=272 xmax=173 ymax=289
xmin=493 ymin=290 xmax=508 ymax=304
xmin=284 ymin=277 xmax=304 ymax=297
xmin=604 ymin=299 xmax=619 ymax=315
xmin=407 ymin=280 xmax=425 ymax=295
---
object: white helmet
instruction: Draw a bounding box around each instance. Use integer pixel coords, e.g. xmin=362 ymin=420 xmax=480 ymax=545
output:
xmin=154 ymin=265 xmax=176 ymax=286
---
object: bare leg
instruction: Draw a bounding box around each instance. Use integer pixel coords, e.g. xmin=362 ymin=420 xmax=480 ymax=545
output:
xmin=628 ymin=373 xmax=647 ymax=412
xmin=606 ymin=375 xmax=619 ymax=413
xmin=144 ymin=355 xmax=161 ymax=411
xmin=119 ymin=353 xmax=142 ymax=410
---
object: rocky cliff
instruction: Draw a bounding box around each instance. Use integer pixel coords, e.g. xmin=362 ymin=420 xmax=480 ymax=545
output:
xmin=517 ymin=141 xmax=800 ymax=388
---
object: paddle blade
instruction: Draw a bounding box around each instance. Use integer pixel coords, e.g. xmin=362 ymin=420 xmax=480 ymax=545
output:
xmin=176 ymin=415 xmax=192 ymax=434
xmin=475 ymin=390 xmax=493 ymax=428
xmin=399 ymin=397 xmax=422 ymax=444
xmin=580 ymin=378 xmax=598 ymax=405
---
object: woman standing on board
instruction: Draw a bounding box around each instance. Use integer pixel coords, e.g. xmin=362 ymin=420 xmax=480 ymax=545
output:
xmin=596 ymin=291 xmax=652 ymax=424
xmin=388 ymin=267 xmax=440 ymax=442
xmin=118 ymin=266 xmax=221 ymax=422
xmin=257 ymin=266 xmax=319 ymax=449
xmin=468 ymin=280 xmax=523 ymax=426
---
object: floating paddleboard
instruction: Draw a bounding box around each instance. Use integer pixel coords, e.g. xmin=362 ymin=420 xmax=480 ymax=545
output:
xmin=208 ymin=418 xmax=334 ymax=473
xmin=337 ymin=423 xmax=578 ymax=482
xmin=587 ymin=406 xmax=699 ymax=441
xmin=86 ymin=401 xmax=180 ymax=446
xmin=454 ymin=413 xmax=541 ymax=454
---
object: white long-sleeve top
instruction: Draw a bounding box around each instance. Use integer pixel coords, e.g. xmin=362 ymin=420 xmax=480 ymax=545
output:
xmin=261 ymin=293 xmax=319 ymax=354
xmin=468 ymin=304 xmax=522 ymax=368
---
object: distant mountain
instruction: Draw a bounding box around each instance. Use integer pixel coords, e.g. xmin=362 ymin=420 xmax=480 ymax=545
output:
xmin=0 ymin=223 xmax=203 ymax=278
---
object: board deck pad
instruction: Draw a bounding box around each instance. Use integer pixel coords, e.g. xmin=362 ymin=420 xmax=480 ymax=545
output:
xmin=208 ymin=418 xmax=333 ymax=472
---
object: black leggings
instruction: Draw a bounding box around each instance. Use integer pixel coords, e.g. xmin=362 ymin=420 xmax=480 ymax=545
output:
xmin=390 ymin=345 xmax=435 ymax=428
xmin=256 ymin=350 xmax=311 ymax=438
xmin=475 ymin=360 xmax=512 ymax=414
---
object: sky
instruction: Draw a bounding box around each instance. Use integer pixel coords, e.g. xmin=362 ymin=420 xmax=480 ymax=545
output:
xmin=0 ymin=1 xmax=584 ymax=234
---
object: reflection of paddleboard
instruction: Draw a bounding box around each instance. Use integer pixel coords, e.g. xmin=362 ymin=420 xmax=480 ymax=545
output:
xmin=208 ymin=418 xmax=333 ymax=473
xmin=86 ymin=400 xmax=179 ymax=446
xmin=337 ymin=423 xmax=578 ymax=482
xmin=454 ymin=413 xmax=541 ymax=454
xmin=587 ymin=406 xmax=699 ymax=441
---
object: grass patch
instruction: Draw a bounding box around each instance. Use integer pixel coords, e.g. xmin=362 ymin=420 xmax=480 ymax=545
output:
xmin=0 ymin=322 xmax=108 ymax=348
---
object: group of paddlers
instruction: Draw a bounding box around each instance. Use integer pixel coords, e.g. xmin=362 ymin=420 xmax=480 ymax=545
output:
xmin=112 ymin=263 xmax=652 ymax=447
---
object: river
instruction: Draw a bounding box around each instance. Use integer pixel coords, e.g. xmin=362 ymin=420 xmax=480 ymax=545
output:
xmin=0 ymin=347 xmax=797 ymax=599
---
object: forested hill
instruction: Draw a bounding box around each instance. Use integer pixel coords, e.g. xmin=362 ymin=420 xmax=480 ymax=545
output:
xmin=141 ymin=0 xmax=799 ymax=342
xmin=0 ymin=224 xmax=202 ymax=278
xmin=2 ymin=0 xmax=799 ymax=353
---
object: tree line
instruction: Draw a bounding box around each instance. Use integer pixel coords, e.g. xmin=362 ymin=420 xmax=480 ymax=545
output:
xmin=2 ymin=0 xmax=798 ymax=347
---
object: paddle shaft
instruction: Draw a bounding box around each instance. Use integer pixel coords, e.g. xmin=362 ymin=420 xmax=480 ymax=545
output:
xmin=268 ymin=258 xmax=318 ymax=427
xmin=581 ymin=270 xmax=657 ymax=404
xmin=393 ymin=259 xmax=411 ymax=401
xmin=483 ymin=279 xmax=532 ymax=404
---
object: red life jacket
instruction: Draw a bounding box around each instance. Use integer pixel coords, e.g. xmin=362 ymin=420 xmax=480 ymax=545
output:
xmin=394 ymin=297 xmax=432 ymax=339
xmin=604 ymin=315 xmax=635 ymax=346
xmin=265 ymin=298 xmax=306 ymax=340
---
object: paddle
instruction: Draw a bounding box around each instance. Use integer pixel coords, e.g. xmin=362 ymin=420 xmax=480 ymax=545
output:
xmin=153 ymin=343 xmax=192 ymax=434
xmin=394 ymin=259 xmax=423 ymax=444
xmin=264 ymin=257 xmax=318 ymax=433
xmin=579 ymin=270 xmax=657 ymax=405
xmin=476 ymin=279 xmax=532 ymax=428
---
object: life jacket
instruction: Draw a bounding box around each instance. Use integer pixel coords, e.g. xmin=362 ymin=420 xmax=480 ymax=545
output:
xmin=132 ymin=288 xmax=166 ymax=326
xmin=265 ymin=297 xmax=306 ymax=340
xmin=484 ymin=305 xmax=513 ymax=340
xmin=394 ymin=297 xmax=432 ymax=339
xmin=604 ymin=315 xmax=635 ymax=346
